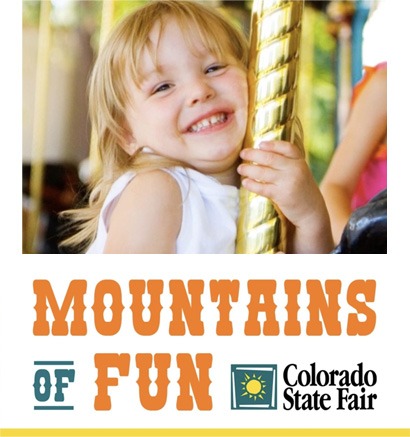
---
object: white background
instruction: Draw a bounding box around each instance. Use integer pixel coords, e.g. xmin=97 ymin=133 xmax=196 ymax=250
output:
xmin=1 ymin=0 xmax=409 ymax=431
xmin=0 ymin=255 xmax=409 ymax=429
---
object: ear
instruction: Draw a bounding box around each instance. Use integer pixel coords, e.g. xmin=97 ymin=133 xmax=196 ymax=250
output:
xmin=121 ymin=141 xmax=139 ymax=156
xmin=120 ymin=131 xmax=140 ymax=156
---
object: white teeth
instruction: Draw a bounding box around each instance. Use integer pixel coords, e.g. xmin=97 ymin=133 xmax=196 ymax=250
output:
xmin=189 ymin=113 xmax=227 ymax=132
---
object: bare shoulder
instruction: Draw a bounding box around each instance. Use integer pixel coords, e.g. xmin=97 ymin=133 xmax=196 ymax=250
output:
xmin=116 ymin=169 xmax=182 ymax=217
xmin=104 ymin=169 xmax=182 ymax=253
xmin=373 ymin=66 xmax=387 ymax=83
xmin=361 ymin=67 xmax=387 ymax=101
xmin=124 ymin=169 xmax=181 ymax=200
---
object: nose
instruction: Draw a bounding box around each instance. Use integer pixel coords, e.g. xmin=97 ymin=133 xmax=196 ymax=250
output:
xmin=187 ymin=78 xmax=215 ymax=106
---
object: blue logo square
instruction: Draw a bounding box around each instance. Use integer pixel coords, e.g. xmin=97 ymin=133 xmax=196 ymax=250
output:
xmin=231 ymin=364 xmax=277 ymax=410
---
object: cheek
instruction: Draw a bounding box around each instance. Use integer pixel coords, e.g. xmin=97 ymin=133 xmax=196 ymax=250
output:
xmin=236 ymin=82 xmax=249 ymax=120
xmin=232 ymin=75 xmax=248 ymax=109
xmin=126 ymin=108 xmax=155 ymax=143
xmin=243 ymin=80 xmax=249 ymax=108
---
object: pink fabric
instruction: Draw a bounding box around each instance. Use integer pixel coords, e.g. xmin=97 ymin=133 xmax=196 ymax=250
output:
xmin=351 ymin=63 xmax=387 ymax=210
xmin=351 ymin=148 xmax=387 ymax=209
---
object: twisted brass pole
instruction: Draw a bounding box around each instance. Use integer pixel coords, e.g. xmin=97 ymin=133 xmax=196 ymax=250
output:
xmin=26 ymin=0 xmax=52 ymax=253
xmin=236 ymin=0 xmax=304 ymax=254
xmin=89 ymin=0 xmax=115 ymax=183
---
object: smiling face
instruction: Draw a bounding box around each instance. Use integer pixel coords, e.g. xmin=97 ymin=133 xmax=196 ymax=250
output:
xmin=123 ymin=18 xmax=248 ymax=184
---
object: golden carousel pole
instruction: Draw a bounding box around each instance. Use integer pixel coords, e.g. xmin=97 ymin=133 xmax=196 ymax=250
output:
xmin=326 ymin=0 xmax=355 ymax=141
xmin=26 ymin=0 xmax=52 ymax=253
xmin=236 ymin=0 xmax=304 ymax=254
xmin=88 ymin=0 xmax=115 ymax=183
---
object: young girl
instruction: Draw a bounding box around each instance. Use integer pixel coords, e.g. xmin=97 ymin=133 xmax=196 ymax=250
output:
xmin=62 ymin=0 xmax=332 ymax=254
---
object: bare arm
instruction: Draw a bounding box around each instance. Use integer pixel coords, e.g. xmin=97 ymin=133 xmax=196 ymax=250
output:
xmin=320 ymin=67 xmax=387 ymax=244
xmin=103 ymin=170 xmax=182 ymax=253
xmin=238 ymin=141 xmax=333 ymax=254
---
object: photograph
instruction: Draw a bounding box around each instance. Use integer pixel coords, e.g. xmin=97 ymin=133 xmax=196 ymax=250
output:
xmin=21 ymin=0 xmax=387 ymax=255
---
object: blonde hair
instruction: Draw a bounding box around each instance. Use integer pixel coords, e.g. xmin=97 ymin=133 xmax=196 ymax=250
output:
xmin=61 ymin=0 xmax=249 ymax=252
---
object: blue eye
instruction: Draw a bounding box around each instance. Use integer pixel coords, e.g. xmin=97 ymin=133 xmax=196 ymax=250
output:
xmin=153 ymin=83 xmax=171 ymax=94
xmin=205 ymin=64 xmax=226 ymax=74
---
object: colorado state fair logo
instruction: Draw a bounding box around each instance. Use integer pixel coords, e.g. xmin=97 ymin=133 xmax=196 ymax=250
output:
xmin=231 ymin=364 xmax=277 ymax=410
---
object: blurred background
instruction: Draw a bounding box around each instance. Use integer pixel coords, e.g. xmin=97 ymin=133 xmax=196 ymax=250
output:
xmin=22 ymin=0 xmax=387 ymax=254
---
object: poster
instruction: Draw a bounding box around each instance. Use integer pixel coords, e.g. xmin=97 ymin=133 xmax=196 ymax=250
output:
xmin=1 ymin=1 xmax=410 ymax=437
xmin=2 ymin=253 xmax=410 ymax=436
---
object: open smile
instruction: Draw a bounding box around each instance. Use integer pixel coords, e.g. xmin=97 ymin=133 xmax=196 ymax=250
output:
xmin=187 ymin=112 xmax=229 ymax=133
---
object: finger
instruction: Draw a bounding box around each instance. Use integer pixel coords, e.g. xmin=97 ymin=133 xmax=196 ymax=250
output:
xmin=259 ymin=140 xmax=302 ymax=158
xmin=241 ymin=177 xmax=277 ymax=199
xmin=239 ymin=148 xmax=296 ymax=173
xmin=240 ymin=142 xmax=302 ymax=165
xmin=237 ymin=162 xmax=281 ymax=185
xmin=240 ymin=148 xmax=276 ymax=167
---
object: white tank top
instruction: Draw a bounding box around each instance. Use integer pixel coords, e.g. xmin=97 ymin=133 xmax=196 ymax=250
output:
xmin=87 ymin=167 xmax=239 ymax=254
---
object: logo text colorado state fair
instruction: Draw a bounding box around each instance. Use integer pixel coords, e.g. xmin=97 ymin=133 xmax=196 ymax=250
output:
xmin=33 ymin=278 xmax=376 ymax=411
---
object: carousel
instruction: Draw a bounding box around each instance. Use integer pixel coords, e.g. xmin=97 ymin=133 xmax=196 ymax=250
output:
xmin=22 ymin=0 xmax=387 ymax=254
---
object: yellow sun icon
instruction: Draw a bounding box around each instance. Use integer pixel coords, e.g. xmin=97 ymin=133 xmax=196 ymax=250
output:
xmin=241 ymin=373 xmax=267 ymax=400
